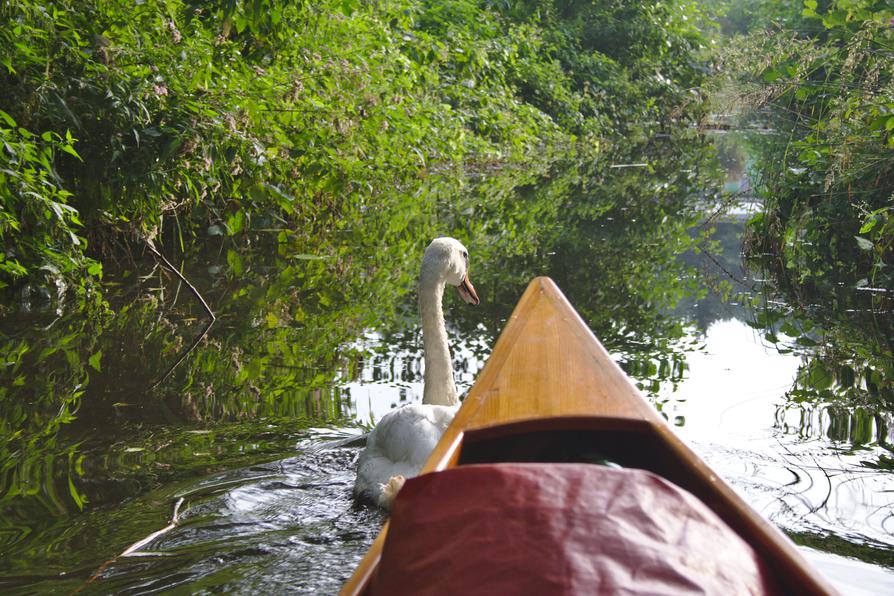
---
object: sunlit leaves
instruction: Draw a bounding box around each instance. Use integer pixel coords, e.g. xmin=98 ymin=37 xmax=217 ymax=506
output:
xmin=0 ymin=115 xmax=97 ymax=286
xmin=88 ymin=351 xmax=102 ymax=372
xmin=1 ymin=0 xmax=711 ymax=305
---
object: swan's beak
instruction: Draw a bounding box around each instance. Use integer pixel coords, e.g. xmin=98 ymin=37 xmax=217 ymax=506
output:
xmin=456 ymin=275 xmax=479 ymax=305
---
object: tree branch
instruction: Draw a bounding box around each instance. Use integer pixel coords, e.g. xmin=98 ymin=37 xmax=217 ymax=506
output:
xmin=146 ymin=241 xmax=216 ymax=388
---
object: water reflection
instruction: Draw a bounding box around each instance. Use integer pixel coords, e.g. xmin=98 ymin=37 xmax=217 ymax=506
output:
xmin=2 ymin=429 xmax=379 ymax=594
xmin=2 ymin=127 xmax=893 ymax=592
xmin=659 ymin=314 xmax=894 ymax=556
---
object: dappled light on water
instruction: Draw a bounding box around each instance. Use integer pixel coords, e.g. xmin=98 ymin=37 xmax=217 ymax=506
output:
xmin=2 ymin=126 xmax=891 ymax=594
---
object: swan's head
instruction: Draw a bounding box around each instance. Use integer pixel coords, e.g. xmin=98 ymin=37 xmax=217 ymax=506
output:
xmin=421 ymin=237 xmax=479 ymax=305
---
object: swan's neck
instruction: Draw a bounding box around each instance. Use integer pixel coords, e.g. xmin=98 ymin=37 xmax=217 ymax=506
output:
xmin=419 ymin=276 xmax=458 ymax=406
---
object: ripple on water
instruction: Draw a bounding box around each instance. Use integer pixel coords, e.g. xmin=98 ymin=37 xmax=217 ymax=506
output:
xmin=691 ymin=436 xmax=894 ymax=556
xmin=80 ymin=441 xmax=384 ymax=595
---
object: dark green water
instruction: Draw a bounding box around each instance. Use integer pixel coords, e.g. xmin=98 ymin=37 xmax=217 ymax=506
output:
xmin=2 ymin=130 xmax=892 ymax=593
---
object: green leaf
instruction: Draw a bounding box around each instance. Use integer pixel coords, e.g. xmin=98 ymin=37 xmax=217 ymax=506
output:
xmin=822 ymin=10 xmax=847 ymax=28
xmin=779 ymin=321 xmax=800 ymax=337
xmin=88 ymin=351 xmax=102 ymax=372
xmin=68 ymin=477 xmax=86 ymax=510
xmin=226 ymin=210 xmax=245 ymax=235
xmin=0 ymin=110 xmax=16 ymax=127
xmin=807 ymin=361 xmax=833 ymax=390
xmin=869 ymin=116 xmax=889 ymax=131
xmin=854 ymin=236 xmax=874 ymax=251
xmin=859 ymin=219 xmax=877 ymax=234
xmin=61 ymin=144 xmax=82 ymax=161
xmin=227 ymin=249 xmax=244 ymax=275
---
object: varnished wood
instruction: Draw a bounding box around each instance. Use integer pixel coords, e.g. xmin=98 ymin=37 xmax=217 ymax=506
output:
xmin=341 ymin=277 xmax=836 ymax=596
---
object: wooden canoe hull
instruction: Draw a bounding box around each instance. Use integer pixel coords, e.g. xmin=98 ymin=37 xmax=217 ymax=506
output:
xmin=342 ymin=277 xmax=835 ymax=595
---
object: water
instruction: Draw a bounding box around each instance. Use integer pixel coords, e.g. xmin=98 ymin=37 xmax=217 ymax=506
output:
xmin=663 ymin=316 xmax=894 ymax=593
xmin=2 ymin=132 xmax=893 ymax=593
xmin=5 ymin=430 xmax=380 ymax=594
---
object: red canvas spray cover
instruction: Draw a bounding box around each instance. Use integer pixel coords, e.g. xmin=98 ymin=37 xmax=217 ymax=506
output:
xmin=373 ymin=463 xmax=780 ymax=595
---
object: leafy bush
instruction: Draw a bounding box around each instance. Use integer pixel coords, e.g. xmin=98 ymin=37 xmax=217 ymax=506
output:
xmin=717 ymin=0 xmax=894 ymax=402
xmin=1 ymin=0 xmax=710 ymax=301
xmin=0 ymin=111 xmax=95 ymax=285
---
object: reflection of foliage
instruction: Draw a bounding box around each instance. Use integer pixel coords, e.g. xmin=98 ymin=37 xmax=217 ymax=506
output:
xmin=0 ymin=295 xmax=107 ymax=513
xmin=1 ymin=0 xmax=718 ymax=582
xmin=742 ymin=274 xmax=893 ymax=407
xmin=443 ymin=125 xmax=720 ymax=397
xmin=789 ymin=531 xmax=894 ymax=570
xmin=776 ymin=402 xmax=890 ymax=449
xmin=790 ymin=352 xmax=892 ymax=408
xmin=714 ymin=1 xmax=894 ymax=406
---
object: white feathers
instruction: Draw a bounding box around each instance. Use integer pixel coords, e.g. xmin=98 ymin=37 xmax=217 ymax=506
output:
xmin=353 ymin=238 xmax=475 ymax=509
xmin=356 ymin=404 xmax=458 ymax=508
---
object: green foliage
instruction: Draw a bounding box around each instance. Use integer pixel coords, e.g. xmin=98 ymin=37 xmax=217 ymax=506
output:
xmin=713 ymin=0 xmax=894 ymax=405
xmin=500 ymin=1 xmax=711 ymax=134
xmin=0 ymin=113 xmax=93 ymax=285
xmin=729 ymin=1 xmax=894 ymax=280
xmin=0 ymin=0 xmax=714 ymax=565
xmin=0 ymin=0 xmax=711 ymax=301
xmin=0 ymin=126 xmax=717 ymax=523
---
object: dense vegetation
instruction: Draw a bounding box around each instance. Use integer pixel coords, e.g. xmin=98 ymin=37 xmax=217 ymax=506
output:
xmin=5 ymin=1 xmax=892 ymax=588
xmin=1 ymin=136 xmax=719 ymax=570
xmin=713 ymin=0 xmax=894 ymax=405
xmin=1 ymin=0 xmax=714 ymax=544
xmin=1 ymin=0 xmax=707 ymax=296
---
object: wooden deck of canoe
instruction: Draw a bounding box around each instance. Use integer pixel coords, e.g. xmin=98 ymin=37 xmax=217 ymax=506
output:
xmin=341 ymin=277 xmax=835 ymax=595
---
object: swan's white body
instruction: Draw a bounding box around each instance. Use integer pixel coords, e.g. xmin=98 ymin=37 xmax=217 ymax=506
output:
xmin=353 ymin=237 xmax=478 ymax=509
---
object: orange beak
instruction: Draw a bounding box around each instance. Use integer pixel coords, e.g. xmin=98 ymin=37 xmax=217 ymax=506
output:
xmin=456 ymin=274 xmax=480 ymax=305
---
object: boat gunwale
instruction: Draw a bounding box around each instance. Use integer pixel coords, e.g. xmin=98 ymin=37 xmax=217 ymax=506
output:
xmin=340 ymin=277 xmax=836 ymax=596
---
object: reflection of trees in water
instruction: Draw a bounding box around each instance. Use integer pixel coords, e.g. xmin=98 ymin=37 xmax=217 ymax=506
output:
xmin=744 ymin=223 xmax=894 ymax=414
xmin=1 ymin=127 xmax=721 ymax=531
xmin=739 ymin=224 xmax=894 ymax=494
xmin=776 ymin=402 xmax=891 ymax=452
xmin=775 ymin=403 xmax=894 ymax=562
xmin=677 ymin=219 xmax=754 ymax=331
xmin=684 ymin=129 xmax=894 ymax=462
xmin=404 ymin=133 xmax=722 ymax=399
xmin=705 ymin=404 xmax=894 ymax=566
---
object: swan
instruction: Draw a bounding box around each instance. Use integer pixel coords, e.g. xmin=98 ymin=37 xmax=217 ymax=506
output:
xmin=354 ymin=237 xmax=479 ymax=509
